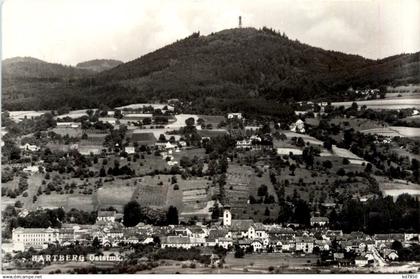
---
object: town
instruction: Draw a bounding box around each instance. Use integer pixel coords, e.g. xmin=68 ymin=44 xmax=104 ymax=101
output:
xmin=2 ymin=96 xmax=420 ymax=274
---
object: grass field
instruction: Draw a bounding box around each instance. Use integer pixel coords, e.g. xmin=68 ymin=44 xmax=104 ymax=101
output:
xmin=198 ymin=115 xmax=226 ymax=126
xmin=224 ymin=253 xmax=319 ymax=272
xmin=51 ymin=127 xmax=83 ymax=137
xmin=8 ymin=111 xmax=48 ymax=122
xmin=361 ymin=126 xmax=420 ymax=138
xmin=376 ymin=177 xmax=420 ymax=200
xmin=332 ymin=99 xmax=420 ymax=110
xmin=198 ymin=129 xmax=229 ymax=138
xmin=96 ymin=181 xmax=138 ymax=211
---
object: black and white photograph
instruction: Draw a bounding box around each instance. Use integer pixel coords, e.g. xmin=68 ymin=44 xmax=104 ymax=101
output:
xmin=1 ymin=0 xmax=420 ymax=276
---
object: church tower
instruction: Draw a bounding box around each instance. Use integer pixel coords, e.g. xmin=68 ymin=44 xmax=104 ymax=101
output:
xmin=223 ymin=207 xmax=232 ymax=226
xmin=238 ymin=16 xmax=242 ymax=28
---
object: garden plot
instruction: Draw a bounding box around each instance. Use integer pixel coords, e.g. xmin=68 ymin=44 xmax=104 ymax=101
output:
xmin=179 ymin=179 xmax=210 ymax=211
xmin=132 ymin=184 xmax=169 ymax=208
xmin=225 ymin=165 xmax=253 ymax=209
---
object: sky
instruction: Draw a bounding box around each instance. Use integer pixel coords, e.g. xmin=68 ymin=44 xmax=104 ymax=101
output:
xmin=2 ymin=0 xmax=420 ymax=65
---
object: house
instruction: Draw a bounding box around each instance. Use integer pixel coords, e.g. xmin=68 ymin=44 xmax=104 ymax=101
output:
xmin=268 ymin=235 xmax=294 ymax=252
xmin=186 ymin=226 xmax=207 ymax=238
xmin=310 ymin=217 xmax=329 ymax=227
xmin=227 ymin=113 xmax=243 ymax=120
xmin=226 ymin=219 xmax=255 ymax=239
xmin=250 ymin=239 xmax=264 ymax=252
xmin=96 ymin=211 xmax=117 ymax=223
xmin=354 ymin=256 xmax=369 ymax=267
xmin=374 ymin=234 xmax=405 ymax=247
xmin=124 ymin=146 xmax=135 ymax=154
xmin=23 ymin=165 xmax=40 ymax=174
xmin=295 ymin=237 xmax=315 ymax=254
xmin=20 ymin=143 xmax=40 ymax=152
xmin=56 ymin=122 xmax=81 ymax=128
xmin=289 ymin=119 xmax=305 ymax=133
xmin=248 ymin=223 xmax=268 ymax=240
xmin=333 ymin=252 xmax=345 ymax=261
xmin=214 ymin=238 xmax=233 ymax=249
xmin=161 ymin=236 xmax=195 ymax=249
xmin=236 ymin=139 xmax=252 ymax=149
xmin=383 ymin=249 xmax=399 ymax=261
xmin=12 ymin=227 xmax=59 ymax=251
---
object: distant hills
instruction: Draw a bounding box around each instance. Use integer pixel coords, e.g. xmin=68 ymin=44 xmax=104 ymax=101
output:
xmin=2 ymin=27 xmax=420 ymax=111
xmin=2 ymin=57 xmax=91 ymax=79
xmin=76 ymin=59 xmax=123 ymax=73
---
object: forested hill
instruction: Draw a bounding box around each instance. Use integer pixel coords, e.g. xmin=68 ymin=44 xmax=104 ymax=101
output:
xmin=2 ymin=27 xmax=420 ymax=111
xmin=98 ymin=27 xmax=420 ymax=102
xmin=2 ymin=57 xmax=92 ymax=79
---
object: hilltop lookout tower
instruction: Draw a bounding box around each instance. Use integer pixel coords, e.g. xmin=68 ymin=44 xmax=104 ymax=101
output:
xmin=239 ymin=16 xmax=242 ymax=28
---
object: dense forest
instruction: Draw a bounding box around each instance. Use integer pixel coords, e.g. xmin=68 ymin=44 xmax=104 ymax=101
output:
xmin=2 ymin=27 xmax=420 ymax=111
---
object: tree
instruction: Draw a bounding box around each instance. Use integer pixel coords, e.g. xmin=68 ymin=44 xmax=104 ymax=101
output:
xmin=159 ymin=134 xmax=166 ymax=142
xmin=92 ymin=237 xmax=101 ymax=249
xmin=264 ymin=207 xmax=270 ymax=216
xmin=114 ymin=109 xmax=123 ymax=119
xmin=166 ymin=206 xmax=179 ymax=225
xmin=293 ymin=199 xmax=311 ymax=225
xmin=123 ymin=201 xmax=143 ymax=227
xmin=322 ymin=160 xmax=332 ymax=169
xmin=234 ymin=245 xmax=245 ymax=258
xmin=257 ymin=185 xmax=268 ymax=197
xmin=99 ymin=167 xmax=106 ymax=177
xmin=185 ymin=117 xmax=195 ymax=127
xmin=211 ymin=204 xmax=220 ymax=220
xmin=391 ymin=240 xmax=403 ymax=251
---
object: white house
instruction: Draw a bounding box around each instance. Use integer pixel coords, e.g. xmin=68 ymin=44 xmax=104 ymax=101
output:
xmin=124 ymin=146 xmax=135 ymax=154
xmin=20 ymin=143 xmax=40 ymax=152
xmin=227 ymin=113 xmax=243 ymax=120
